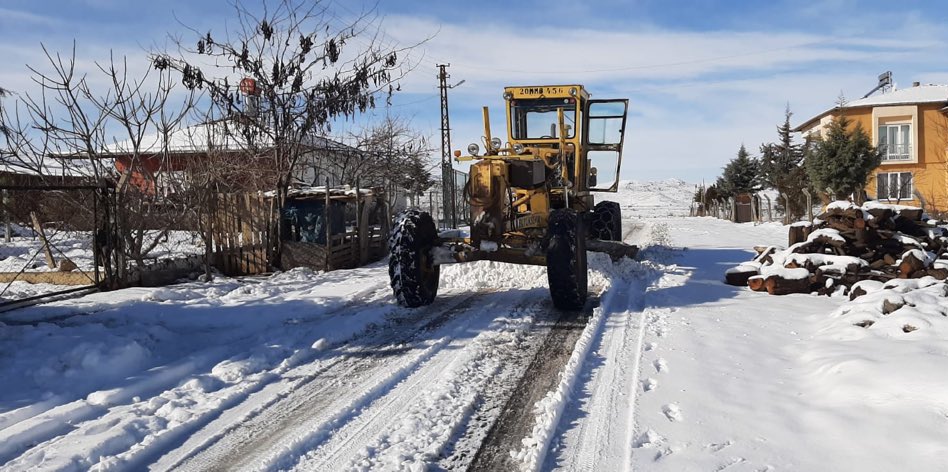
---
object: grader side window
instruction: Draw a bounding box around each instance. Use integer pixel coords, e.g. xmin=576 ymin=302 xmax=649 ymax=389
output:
xmin=511 ymin=98 xmax=576 ymax=140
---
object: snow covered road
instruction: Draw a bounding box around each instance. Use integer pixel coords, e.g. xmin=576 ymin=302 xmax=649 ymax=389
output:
xmin=3 ymin=182 xmax=948 ymax=472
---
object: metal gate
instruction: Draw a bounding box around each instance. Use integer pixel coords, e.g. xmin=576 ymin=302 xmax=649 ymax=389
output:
xmin=0 ymin=182 xmax=119 ymax=310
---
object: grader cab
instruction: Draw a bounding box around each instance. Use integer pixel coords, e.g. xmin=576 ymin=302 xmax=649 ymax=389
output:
xmin=389 ymin=85 xmax=635 ymax=310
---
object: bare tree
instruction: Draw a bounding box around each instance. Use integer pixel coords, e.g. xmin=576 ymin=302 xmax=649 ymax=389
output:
xmin=0 ymin=44 xmax=198 ymax=281
xmin=344 ymin=115 xmax=435 ymax=209
xmin=151 ymin=0 xmax=416 ymax=245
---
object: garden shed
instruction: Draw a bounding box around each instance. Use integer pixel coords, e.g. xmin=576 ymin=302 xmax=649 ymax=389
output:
xmin=279 ymin=186 xmax=388 ymax=271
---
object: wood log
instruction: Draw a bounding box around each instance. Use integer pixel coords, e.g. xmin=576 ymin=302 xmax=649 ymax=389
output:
xmin=899 ymin=252 xmax=928 ymax=278
xmin=747 ymin=275 xmax=767 ymax=292
xmin=869 ymin=258 xmax=887 ymax=270
xmin=811 ymin=234 xmax=848 ymax=248
xmin=30 ymin=211 xmax=56 ymax=269
xmin=897 ymin=208 xmax=924 ymax=222
xmin=725 ymin=267 xmax=758 ymax=286
xmin=866 ymin=207 xmax=894 ymax=220
xmin=764 ymin=274 xmax=812 ymax=295
xmin=753 ymin=246 xmax=777 ymax=264
xmin=849 ymin=285 xmax=869 ymax=300
xmin=928 ymin=267 xmax=948 ymax=280
xmin=788 ymin=225 xmax=807 ymax=246
xmin=895 ymin=217 xmax=925 ymax=238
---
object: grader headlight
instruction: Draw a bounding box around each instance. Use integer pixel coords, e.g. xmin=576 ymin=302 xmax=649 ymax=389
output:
xmin=467 ymin=143 xmax=480 ymax=156
xmin=490 ymin=137 xmax=502 ymax=151
xmin=512 ymin=143 xmax=525 ymax=154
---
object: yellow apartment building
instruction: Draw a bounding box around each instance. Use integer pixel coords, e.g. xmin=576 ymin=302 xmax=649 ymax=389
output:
xmin=794 ymin=83 xmax=948 ymax=212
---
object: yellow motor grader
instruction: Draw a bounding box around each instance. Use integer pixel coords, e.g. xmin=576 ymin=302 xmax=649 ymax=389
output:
xmin=389 ymin=85 xmax=634 ymax=310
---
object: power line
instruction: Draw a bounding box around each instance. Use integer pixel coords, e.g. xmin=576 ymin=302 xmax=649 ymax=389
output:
xmin=443 ymin=37 xmax=844 ymax=75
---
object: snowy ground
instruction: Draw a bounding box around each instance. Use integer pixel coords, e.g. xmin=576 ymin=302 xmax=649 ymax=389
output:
xmin=1 ymin=182 xmax=947 ymax=471
xmin=0 ymin=229 xmax=205 ymax=301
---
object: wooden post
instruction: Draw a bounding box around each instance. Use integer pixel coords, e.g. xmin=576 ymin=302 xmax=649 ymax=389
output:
xmin=802 ymin=188 xmax=813 ymax=223
xmin=324 ymin=178 xmax=332 ymax=271
xmin=751 ymin=194 xmax=759 ymax=225
xmin=30 ymin=211 xmax=56 ymax=269
xmin=3 ymin=190 xmax=10 ymax=243
xmin=357 ymin=180 xmax=369 ymax=266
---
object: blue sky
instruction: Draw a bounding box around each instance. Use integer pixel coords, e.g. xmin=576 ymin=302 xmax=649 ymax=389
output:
xmin=2 ymin=0 xmax=948 ymax=183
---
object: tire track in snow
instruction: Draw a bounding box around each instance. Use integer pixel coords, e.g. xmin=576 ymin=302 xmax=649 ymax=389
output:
xmin=553 ymin=277 xmax=648 ymax=472
xmin=0 ymin=277 xmax=394 ymax=466
xmin=289 ymin=294 xmax=543 ymax=471
xmin=166 ymin=289 xmax=530 ymax=471
xmin=0 ymin=281 xmax=398 ymax=469
xmin=468 ymin=294 xmax=601 ymax=472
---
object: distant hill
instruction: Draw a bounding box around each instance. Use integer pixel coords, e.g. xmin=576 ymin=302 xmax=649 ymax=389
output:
xmin=610 ymin=179 xmax=696 ymax=218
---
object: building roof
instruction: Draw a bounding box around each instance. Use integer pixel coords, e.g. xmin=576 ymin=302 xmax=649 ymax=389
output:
xmin=95 ymin=120 xmax=359 ymax=157
xmin=845 ymin=84 xmax=948 ymax=108
xmin=793 ymin=84 xmax=948 ymax=132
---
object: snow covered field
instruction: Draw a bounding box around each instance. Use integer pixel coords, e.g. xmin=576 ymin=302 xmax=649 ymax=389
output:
xmin=1 ymin=180 xmax=947 ymax=471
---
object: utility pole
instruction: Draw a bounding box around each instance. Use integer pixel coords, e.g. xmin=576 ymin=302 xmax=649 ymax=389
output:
xmin=437 ymin=64 xmax=464 ymax=229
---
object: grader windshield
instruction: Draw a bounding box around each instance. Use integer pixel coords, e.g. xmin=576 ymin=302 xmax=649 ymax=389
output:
xmin=510 ymin=97 xmax=577 ymax=140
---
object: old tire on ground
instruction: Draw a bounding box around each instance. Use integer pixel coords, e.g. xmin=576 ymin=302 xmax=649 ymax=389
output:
xmin=389 ymin=210 xmax=440 ymax=307
xmin=547 ymin=209 xmax=588 ymax=310
xmin=590 ymin=200 xmax=622 ymax=241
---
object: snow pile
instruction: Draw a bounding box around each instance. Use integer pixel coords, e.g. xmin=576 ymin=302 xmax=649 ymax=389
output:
xmin=440 ymin=260 xmax=549 ymax=290
xmin=827 ymin=276 xmax=948 ymax=338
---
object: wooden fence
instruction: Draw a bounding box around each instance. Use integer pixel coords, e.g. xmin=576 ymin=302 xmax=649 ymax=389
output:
xmin=211 ymin=190 xmax=388 ymax=276
xmin=212 ymin=193 xmax=273 ymax=276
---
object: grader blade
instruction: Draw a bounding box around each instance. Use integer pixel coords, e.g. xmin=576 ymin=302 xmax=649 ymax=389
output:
xmin=586 ymin=239 xmax=639 ymax=261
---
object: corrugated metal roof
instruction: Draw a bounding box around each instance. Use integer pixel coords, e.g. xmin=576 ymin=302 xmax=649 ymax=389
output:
xmin=101 ymin=120 xmax=357 ymax=156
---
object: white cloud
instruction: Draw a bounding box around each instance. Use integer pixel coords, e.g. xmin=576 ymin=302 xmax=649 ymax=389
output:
xmin=0 ymin=7 xmax=60 ymax=27
xmin=374 ymin=14 xmax=948 ymax=181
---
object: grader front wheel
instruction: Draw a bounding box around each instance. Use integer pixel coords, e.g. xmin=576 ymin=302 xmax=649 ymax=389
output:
xmin=389 ymin=210 xmax=441 ymax=308
xmin=546 ymin=209 xmax=588 ymax=310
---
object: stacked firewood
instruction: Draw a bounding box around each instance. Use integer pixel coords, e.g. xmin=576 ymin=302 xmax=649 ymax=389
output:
xmin=726 ymin=201 xmax=948 ymax=296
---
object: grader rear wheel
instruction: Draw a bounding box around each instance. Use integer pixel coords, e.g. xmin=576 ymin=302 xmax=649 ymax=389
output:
xmin=546 ymin=209 xmax=588 ymax=310
xmin=590 ymin=200 xmax=622 ymax=241
xmin=389 ymin=210 xmax=440 ymax=308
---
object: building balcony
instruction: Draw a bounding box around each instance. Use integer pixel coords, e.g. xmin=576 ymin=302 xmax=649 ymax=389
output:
xmin=881 ymin=144 xmax=911 ymax=162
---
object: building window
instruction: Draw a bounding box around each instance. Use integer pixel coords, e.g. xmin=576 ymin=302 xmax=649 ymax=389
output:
xmin=878 ymin=124 xmax=911 ymax=161
xmin=876 ymin=171 xmax=913 ymax=200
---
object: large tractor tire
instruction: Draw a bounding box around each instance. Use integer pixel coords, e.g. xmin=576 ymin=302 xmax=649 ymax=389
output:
xmin=546 ymin=209 xmax=588 ymax=310
xmin=389 ymin=210 xmax=441 ymax=308
xmin=589 ymin=200 xmax=622 ymax=241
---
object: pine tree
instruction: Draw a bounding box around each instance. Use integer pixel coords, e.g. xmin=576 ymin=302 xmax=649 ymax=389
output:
xmin=760 ymin=106 xmax=809 ymax=218
xmin=719 ymin=144 xmax=761 ymax=197
xmin=804 ymin=114 xmax=883 ymax=201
